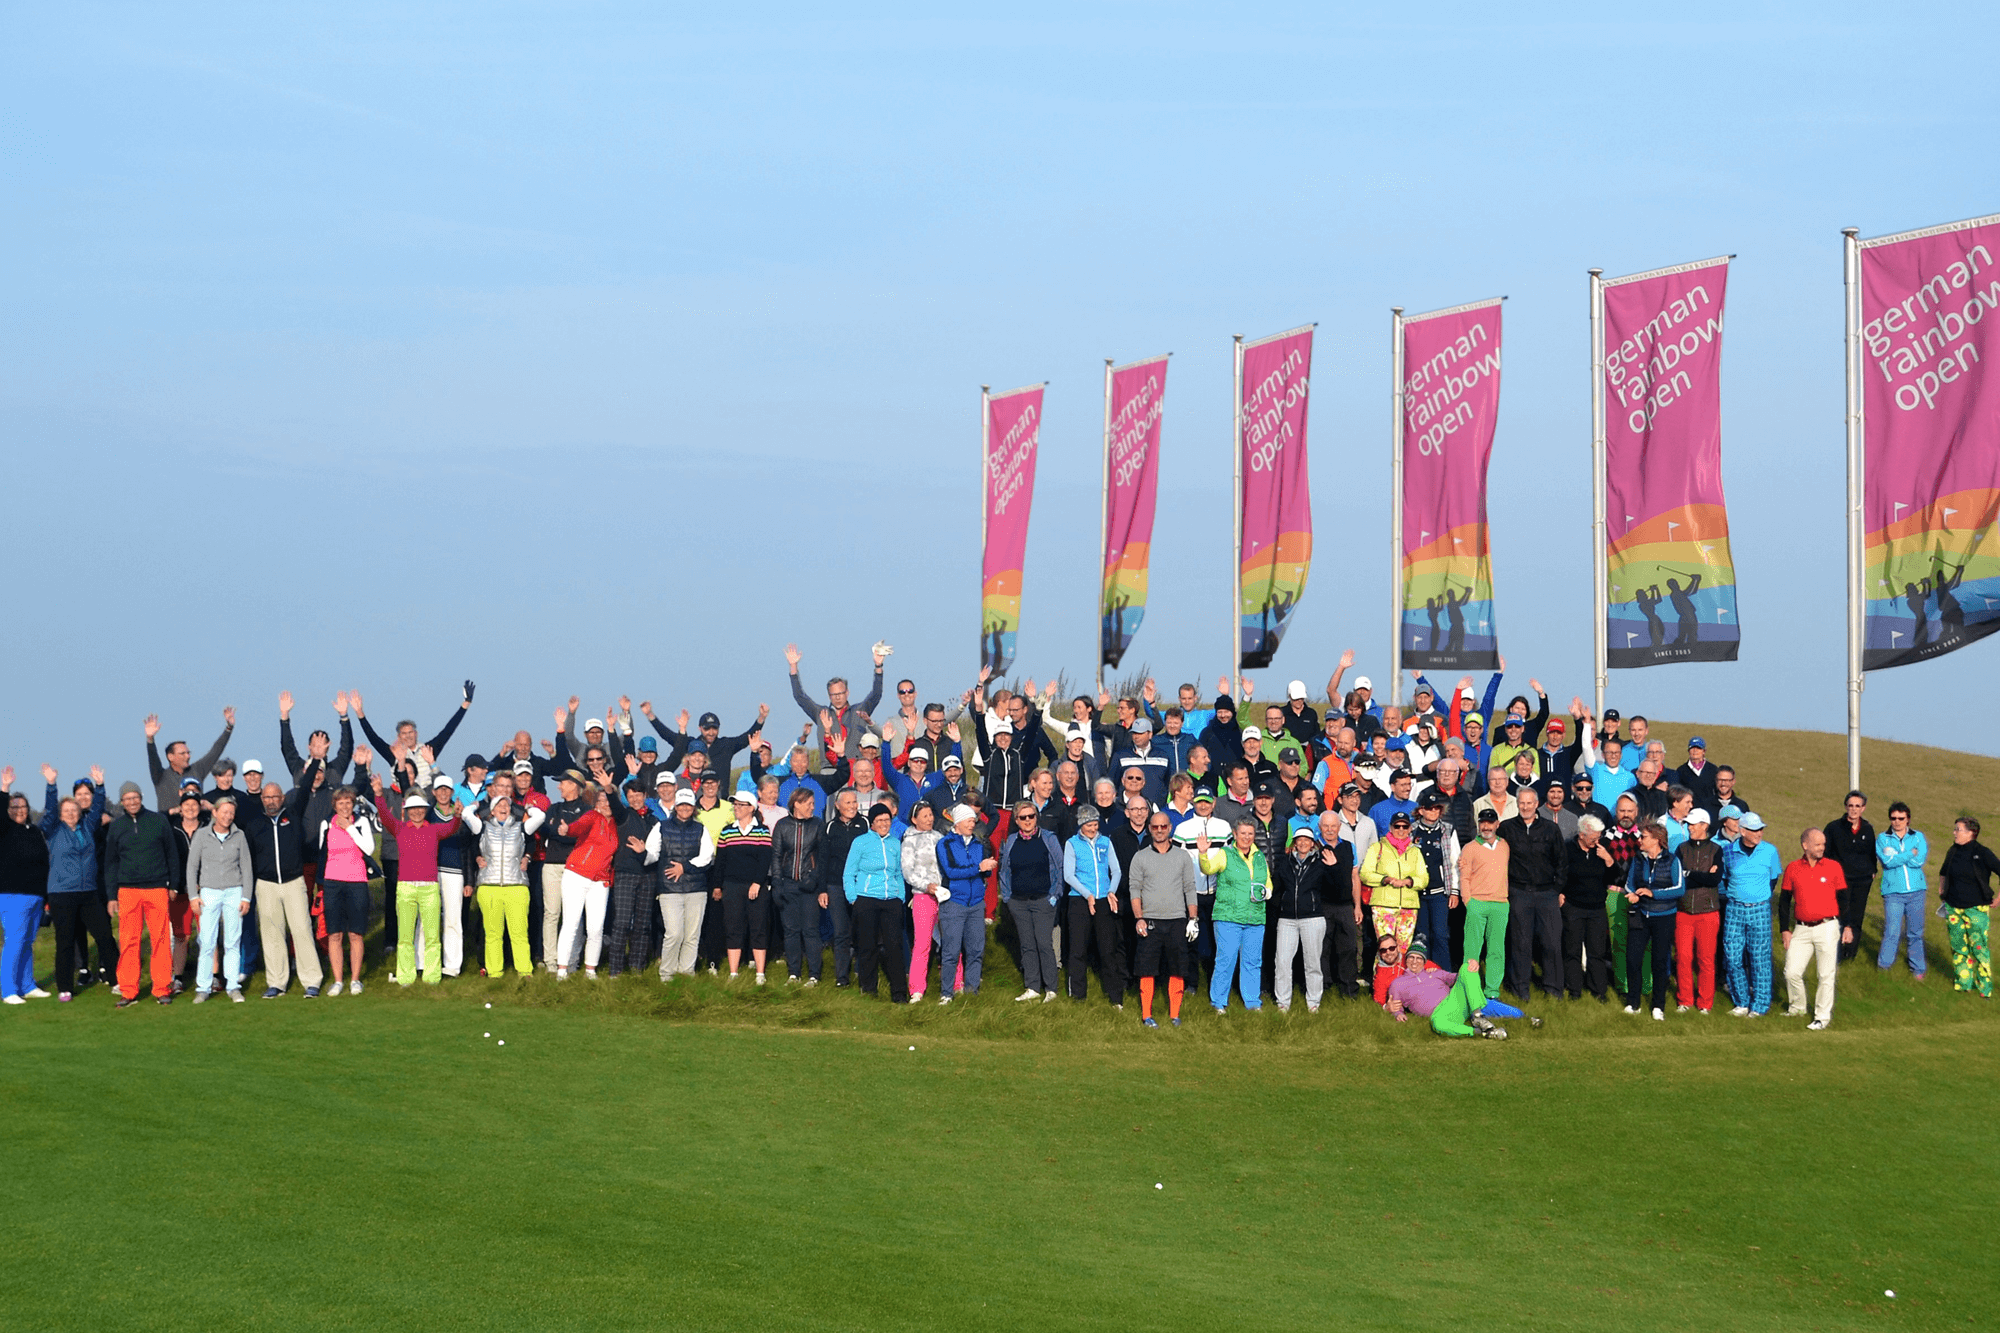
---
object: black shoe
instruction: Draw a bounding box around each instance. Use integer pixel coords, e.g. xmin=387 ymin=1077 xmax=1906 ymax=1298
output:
xmin=156 ymin=995 xmax=173 ymax=1006
xmin=115 ymin=996 xmax=139 ymax=1009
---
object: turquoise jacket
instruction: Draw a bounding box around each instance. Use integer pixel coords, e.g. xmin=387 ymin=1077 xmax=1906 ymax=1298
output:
xmin=1876 ymin=829 xmax=1930 ymax=895
xmin=842 ymin=830 xmax=905 ymax=902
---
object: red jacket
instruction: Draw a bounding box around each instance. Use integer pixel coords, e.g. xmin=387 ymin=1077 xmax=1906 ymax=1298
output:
xmin=564 ymin=809 xmax=618 ymax=885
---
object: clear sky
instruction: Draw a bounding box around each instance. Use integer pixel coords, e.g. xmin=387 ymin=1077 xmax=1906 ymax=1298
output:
xmin=6 ymin=3 xmax=1999 ymax=791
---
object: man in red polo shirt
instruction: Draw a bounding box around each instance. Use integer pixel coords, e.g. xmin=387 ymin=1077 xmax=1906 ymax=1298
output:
xmin=1780 ymin=827 xmax=1850 ymax=1030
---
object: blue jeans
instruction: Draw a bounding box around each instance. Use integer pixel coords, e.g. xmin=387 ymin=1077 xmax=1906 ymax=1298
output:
xmin=1415 ymin=893 xmax=1451 ymax=966
xmin=196 ymin=887 xmax=245 ymax=994
xmin=1878 ymin=890 xmax=1927 ymax=975
xmin=937 ymin=900 xmax=985 ymax=997
xmin=1209 ymin=921 xmax=1265 ymax=1011
xmin=0 ymin=893 xmax=41 ymax=998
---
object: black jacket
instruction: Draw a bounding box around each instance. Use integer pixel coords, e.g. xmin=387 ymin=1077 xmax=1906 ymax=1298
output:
xmin=820 ymin=812 xmax=869 ymax=895
xmin=1940 ymin=839 xmax=2000 ymax=910
xmin=1821 ymin=816 xmax=1878 ymax=890
xmin=1271 ymin=850 xmax=1329 ymax=918
xmin=103 ymin=807 xmax=181 ymax=892
xmin=1497 ymin=815 xmax=1567 ymax=892
xmin=242 ymin=779 xmax=314 ymax=883
xmin=0 ymin=818 xmax=50 ymax=897
xmin=610 ymin=804 xmax=661 ymax=877
xmin=769 ymin=814 xmax=823 ymax=885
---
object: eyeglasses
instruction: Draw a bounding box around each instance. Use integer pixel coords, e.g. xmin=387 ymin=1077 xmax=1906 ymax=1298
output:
xmin=1016 ymin=813 xmax=1037 ymax=821
xmin=898 ymin=687 xmax=915 ymax=696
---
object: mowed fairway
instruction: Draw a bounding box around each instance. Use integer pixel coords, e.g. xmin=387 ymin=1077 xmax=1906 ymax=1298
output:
xmin=3 ymin=720 xmax=1999 ymax=1331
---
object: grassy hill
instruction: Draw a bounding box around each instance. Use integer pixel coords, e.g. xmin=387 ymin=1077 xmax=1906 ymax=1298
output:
xmin=2 ymin=722 xmax=1995 ymax=1331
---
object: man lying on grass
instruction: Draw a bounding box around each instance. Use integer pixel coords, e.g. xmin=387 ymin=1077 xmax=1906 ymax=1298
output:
xmin=1379 ymin=935 xmax=1522 ymax=1039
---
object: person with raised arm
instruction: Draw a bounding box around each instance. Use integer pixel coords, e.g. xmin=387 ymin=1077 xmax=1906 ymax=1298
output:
xmin=315 ymin=777 xmax=377 ymax=996
xmin=277 ymin=691 xmax=356 ymax=783
xmin=0 ymin=779 xmax=51 ymax=1003
xmin=245 ymin=762 xmax=322 ymax=997
xmin=461 ymin=788 xmax=545 ymax=977
xmin=144 ymin=707 xmax=236 ymax=812
xmin=38 ymin=765 xmax=114 ymax=1001
xmin=787 ymin=641 xmax=887 ymax=769
xmin=642 ymin=699 xmax=768 ymax=792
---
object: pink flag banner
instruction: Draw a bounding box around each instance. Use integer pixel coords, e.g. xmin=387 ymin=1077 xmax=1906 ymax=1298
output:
xmin=982 ymin=383 xmax=1044 ymax=675
xmin=1400 ymin=298 xmax=1502 ymax=669
xmin=1861 ymin=214 xmax=2000 ymax=668
xmin=1101 ymin=355 xmax=1168 ymax=670
xmin=1238 ymin=325 xmax=1314 ymax=669
xmin=1602 ymin=256 xmax=1740 ymax=666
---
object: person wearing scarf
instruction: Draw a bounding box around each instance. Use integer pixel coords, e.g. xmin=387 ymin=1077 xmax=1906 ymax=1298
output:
xmin=1360 ymin=810 xmax=1429 ymax=965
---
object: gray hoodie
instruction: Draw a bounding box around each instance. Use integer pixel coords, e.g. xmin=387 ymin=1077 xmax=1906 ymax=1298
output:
xmin=185 ymin=824 xmax=257 ymax=900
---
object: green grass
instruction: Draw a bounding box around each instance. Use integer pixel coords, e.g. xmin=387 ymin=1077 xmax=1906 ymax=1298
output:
xmin=4 ymin=720 xmax=1999 ymax=1331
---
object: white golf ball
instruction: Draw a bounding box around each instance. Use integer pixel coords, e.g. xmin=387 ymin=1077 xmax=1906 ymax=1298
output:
xmin=484 ymin=1032 xmax=491 ymax=1038
xmin=484 ymin=1002 xmax=492 ymax=1009
xmin=909 ymin=1045 xmax=916 ymax=1051
xmin=1155 ymin=1183 xmax=1163 ymax=1190
xmin=1884 ymin=1290 xmax=1895 ymax=1298
xmin=497 ymin=1040 xmax=505 ymax=1046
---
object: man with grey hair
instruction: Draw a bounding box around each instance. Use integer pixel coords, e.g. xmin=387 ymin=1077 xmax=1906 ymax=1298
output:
xmin=786 ymin=640 xmax=887 ymax=768
xmin=1562 ymin=813 xmax=1616 ymax=1002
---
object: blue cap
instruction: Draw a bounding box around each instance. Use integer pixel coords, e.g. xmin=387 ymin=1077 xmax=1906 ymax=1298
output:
xmin=1718 ymin=803 xmax=1743 ymax=820
xmin=637 ymin=735 xmax=658 ymax=753
xmin=687 ymin=739 xmax=709 ymax=753
xmin=1687 ymin=736 xmax=1707 ymax=749
xmin=1739 ymin=811 xmax=1765 ymax=831
xmin=1287 ymin=815 xmax=1321 ymax=843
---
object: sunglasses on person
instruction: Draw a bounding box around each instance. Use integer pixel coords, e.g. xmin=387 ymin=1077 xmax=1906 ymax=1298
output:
xmin=898 ymin=687 xmax=915 ymax=696
xmin=1016 ymin=813 xmax=1037 ymax=822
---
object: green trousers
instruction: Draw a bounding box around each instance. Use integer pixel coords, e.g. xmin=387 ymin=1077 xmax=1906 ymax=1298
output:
xmin=1463 ymin=899 xmax=1510 ymax=998
xmin=1607 ymin=890 xmax=1652 ymax=994
xmin=1430 ymin=966 xmax=1491 ymax=1036
xmin=396 ymin=880 xmax=442 ymax=983
xmin=477 ymin=883 xmax=532 ymax=976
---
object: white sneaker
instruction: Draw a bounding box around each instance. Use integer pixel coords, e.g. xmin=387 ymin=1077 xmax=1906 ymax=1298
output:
xmin=938 ymin=995 xmax=952 ymax=1005
xmin=24 ymin=987 xmax=51 ymax=999
xmin=1622 ymin=1005 xmax=1639 ymax=1014
xmin=785 ymin=976 xmax=800 ymax=986
xmin=557 ymin=968 xmax=569 ymax=981
xmin=1675 ymin=1004 xmax=1691 ymax=1013
xmin=1651 ymin=1008 xmax=1665 ymax=1021
xmin=755 ymin=973 xmax=766 ymax=987
xmin=326 ymin=982 xmax=345 ymax=997
xmin=1729 ymin=1006 xmax=1749 ymax=1016
xmin=228 ymin=990 xmax=244 ymax=1003
xmin=1042 ymin=991 xmax=1058 ymax=1003
xmin=2 ymin=995 xmax=25 ymax=1005
xmin=803 ymin=977 xmax=819 ymax=988
xmin=909 ymin=992 xmax=924 ymax=1004
xmin=1807 ymin=1018 xmax=1828 ymax=1030
xmin=349 ymin=980 xmax=363 ymax=995
xmin=585 ymin=968 xmax=598 ymax=980
xmin=1015 ymin=989 xmax=1040 ymax=1002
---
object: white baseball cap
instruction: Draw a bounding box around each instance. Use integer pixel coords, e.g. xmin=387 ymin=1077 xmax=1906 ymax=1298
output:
xmin=731 ymin=789 xmax=757 ymax=805
xmin=859 ymin=733 xmax=883 ymax=750
xmin=1354 ymin=676 xmax=1373 ymax=691
xmin=673 ymin=788 xmax=696 ymax=807
xmin=1287 ymin=680 xmax=1307 ymax=700
xmin=242 ymin=759 xmax=264 ymax=774
xmin=1241 ymin=726 xmax=1264 ymax=741
xmin=1687 ymin=808 xmax=1711 ymax=826
xmin=583 ymin=717 xmax=604 ymax=731
xmin=403 ymin=792 xmax=430 ymax=809
xmin=991 ymin=720 xmax=1013 ymax=735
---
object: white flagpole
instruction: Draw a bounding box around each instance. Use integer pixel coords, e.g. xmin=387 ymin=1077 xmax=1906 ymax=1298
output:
xmin=980 ymin=384 xmax=991 ymax=675
xmin=1390 ymin=307 xmax=1406 ymax=707
xmin=1589 ymin=270 xmax=1608 ymax=720
xmin=1098 ymin=358 xmax=1112 ymax=701
xmin=1844 ymin=228 xmax=1864 ymax=789
xmin=1231 ymin=335 xmax=1244 ymax=698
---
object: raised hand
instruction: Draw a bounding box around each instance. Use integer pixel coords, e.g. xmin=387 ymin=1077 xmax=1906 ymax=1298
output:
xmin=977 ymin=664 xmax=992 ymax=684
xmin=391 ymin=742 xmax=410 ymax=766
xmin=625 ymin=753 xmax=641 ymax=775
xmin=568 ymin=695 xmax=582 ymax=715
xmin=0 ymin=767 xmax=13 ymax=791
xmin=1530 ymin=678 xmax=1544 ymax=696
xmin=463 ymin=679 xmax=476 ymax=704
xmin=336 ymin=691 xmax=352 ymax=717
xmin=1216 ymin=674 xmax=1230 ymax=696
xmin=554 ymin=706 xmax=568 ymax=727
xmin=40 ymin=763 xmax=58 ymax=784
xmin=278 ymin=690 xmax=294 ymax=719
xmin=1498 ymin=653 xmax=1507 ymax=672
xmin=371 ymin=773 xmax=384 ymax=798
xmin=1098 ymin=688 xmax=1111 ymax=708
xmin=639 ymin=700 xmax=655 ymax=719
xmin=541 ymin=738 xmax=556 ymax=756
xmin=143 ymin=714 xmax=161 ymax=740
xmin=308 ymin=732 xmax=329 ymax=761
xmin=343 ymin=691 xmax=360 ymax=716
xmin=1456 ymin=675 xmax=1473 ymax=691
xmin=1239 ymin=674 xmax=1254 ymax=697
xmin=1023 ymin=677 xmax=1038 ymax=699
xmin=872 ymin=642 xmax=887 ymax=667
xmin=880 ymin=720 xmax=898 ymax=744
xmin=819 ymin=708 xmax=834 ymax=735
xmin=90 ymin=764 xmax=105 ymax=785
xmin=626 ymin=835 xmax=646 ymax=853
xmin=419 ymin=745 xmax=435 ymax=767
xmin=1339 ymin=648 xmax=1355 ymax=669
xmin=756 ymin=702 xmax=770 ymax=723
xmin=784 ymin=643 xmax=802 ymax=670
xmin=678 ymin=709 xmax=691 ymax=733
xmin=618 ymin=694 xmax=633 ymax=716
xmin=223 ymin=705 xmax=237 ymax=727
xmin=354 ymin=745 xmax=373 ymax=767
xmin=1141 ymin=678 xmax=1157 ymax=703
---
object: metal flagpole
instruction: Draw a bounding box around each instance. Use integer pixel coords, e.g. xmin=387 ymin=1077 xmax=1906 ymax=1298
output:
xmin=980 ymin=385 xmax=991 ymax=676
xmin=1390 ymin=307 xmax=1406 ymax=707
xmin=1231 ymin=335 xmax=1244 ymax=698
xmin=1098 ymin=358 xmax=1113 ymax=702
xmin=1844 ymin=228 xmax=1864 ymax=789
xmin=1589 ymin=270 xmax=1608 ymax=720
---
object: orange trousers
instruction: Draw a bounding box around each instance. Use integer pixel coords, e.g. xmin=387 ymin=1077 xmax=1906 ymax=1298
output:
xmin=117 ymin=887 xmax=175 ymax=1000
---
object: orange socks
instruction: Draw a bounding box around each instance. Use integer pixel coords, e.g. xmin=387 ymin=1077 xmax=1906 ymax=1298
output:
xmin=1167 ymin=976 xmax=1184 ymax=1019
xmin=1139 ymin=977 xmax=1155 ymax=1018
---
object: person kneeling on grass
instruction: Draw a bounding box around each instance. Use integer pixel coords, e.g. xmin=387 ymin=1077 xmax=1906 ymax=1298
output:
xmin=1380 ymin=935 xmax=1520 ymax=1038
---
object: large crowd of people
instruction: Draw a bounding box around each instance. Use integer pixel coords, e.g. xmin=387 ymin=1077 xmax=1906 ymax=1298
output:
xmin=1 ymin=647 xmax=1994 ymax=1040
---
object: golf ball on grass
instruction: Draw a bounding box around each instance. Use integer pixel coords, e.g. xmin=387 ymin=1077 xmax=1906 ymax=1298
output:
xmin=497 ymin=1040 xmax=505 ymax=1046
xmin=484 ymin=1032 xmax=491 ymax=1038
xmin=1154 ymin=1183 xmax=1163 ymax=1190
xmin=1885 ymin=1290 xmax=1895 ymax=1298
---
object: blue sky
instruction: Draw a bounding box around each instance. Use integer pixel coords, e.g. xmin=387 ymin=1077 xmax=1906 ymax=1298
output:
xmin=5 ymin=3 xmax=1998 ymax=789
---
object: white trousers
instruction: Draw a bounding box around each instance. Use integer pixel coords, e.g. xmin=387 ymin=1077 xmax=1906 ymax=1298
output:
xmin=1784 ymin=918 xmax=1839 ymax=1022
xmin=556 ymin=868 xmax=609 ymax=970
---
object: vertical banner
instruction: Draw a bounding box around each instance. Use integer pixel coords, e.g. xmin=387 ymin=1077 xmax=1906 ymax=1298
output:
xmin=1237 ymin=325 xmax=1315 ymax=669
xmin=1602 ymin=256 xmax=1741 ymax=665
xmin=1400 ymin=299 xmax=1502 ymax=668
xmin=1101 ymin=355 xmax=1168 ymax=670
xmin=981 ymin=382 xmax=1044 ymax=675
xmin=1861 ymin=214 xmax=2000 ymax=668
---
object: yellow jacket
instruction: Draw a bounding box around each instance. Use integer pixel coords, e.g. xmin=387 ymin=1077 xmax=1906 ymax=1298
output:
xmin=1360 ymin=838 xmax=1429 ymax=911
